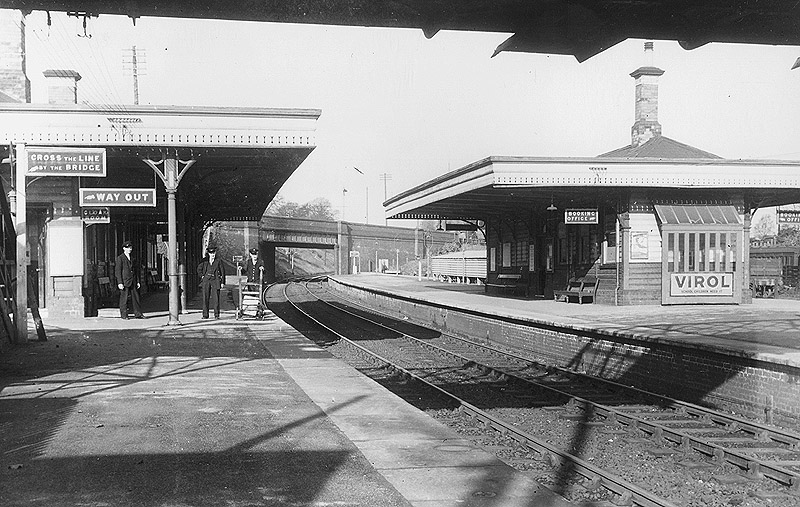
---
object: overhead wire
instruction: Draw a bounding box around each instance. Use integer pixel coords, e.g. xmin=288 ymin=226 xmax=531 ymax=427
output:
xmin=76 ymin=16 xmax=130 ymax=111
xmin=47 ymin=14 xmax=128 ymax=111
xmin=21 ymin=14 xmax=112 ymax=110
xmin=19 ymin=12 xmax=130 ymax=111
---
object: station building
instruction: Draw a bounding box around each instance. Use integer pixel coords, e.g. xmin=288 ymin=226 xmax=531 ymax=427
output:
xmin=0 ymin=98 xmax=319 ymax=324
xmin=385 ymin=43 xmax=800 ymax=305
xmin=0 ymin=12 xmax=321 ymax=335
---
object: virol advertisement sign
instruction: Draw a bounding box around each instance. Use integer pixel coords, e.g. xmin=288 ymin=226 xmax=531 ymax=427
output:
xmin=670 ymin=272 xmax=733 ymax=296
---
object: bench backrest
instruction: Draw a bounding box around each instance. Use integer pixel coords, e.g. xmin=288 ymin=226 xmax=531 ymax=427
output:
xmin=497 ymin=274 xmax=521 ymax=281
xmin=580 ymin=276 xmax=598 ymax=294
xmin=566 ymin=278 xmax=582 ymax=289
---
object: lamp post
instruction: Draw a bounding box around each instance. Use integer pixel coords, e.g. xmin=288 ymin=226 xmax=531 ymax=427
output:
xmin=353 ymin=166 xmax=368 ymax=224
xmin=380 ymin=173 xmax=392 ymax=225
xmin=416 ymin=228 xmax=421 ymax=281
xmin=423 ymin=231 xmax=432 ymax=278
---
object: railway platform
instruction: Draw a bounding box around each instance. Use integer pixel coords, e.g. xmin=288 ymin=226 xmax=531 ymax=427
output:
xmin=0 ymin=289 xmax=570 ymax=507
xmin=330 ymin=273 xmax=800 ymax=365
xmin=328 ymin=273 xmax=800 ymax=423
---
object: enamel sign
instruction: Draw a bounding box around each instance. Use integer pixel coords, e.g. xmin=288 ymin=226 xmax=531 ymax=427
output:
xmin=27 ymin=147 xmax=106 ymax=177
xmin=79 ymin=188 xmax=156 ymax=207
xmin=670 ymin=272 xmax=733 ymax=296
xmin=777 ymin=210 xmax=800 ymax=224
xmin=81 ymin=207 xmax=110 ymax=224
xmin=564 ymin=208 xmax=599 ymax=224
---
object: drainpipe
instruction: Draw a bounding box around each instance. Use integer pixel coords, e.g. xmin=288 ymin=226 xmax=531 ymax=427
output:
xmin=615 ymin=216 xmax=620 ymax=306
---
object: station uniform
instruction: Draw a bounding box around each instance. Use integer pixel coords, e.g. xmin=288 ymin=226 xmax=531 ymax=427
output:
xmin=244 ymin=248 xmax=264 ymax=284
xmin=115 ymin=241 xmax=144 ymax=319
xmin=197 ymin=247 xmax=226 ymax=319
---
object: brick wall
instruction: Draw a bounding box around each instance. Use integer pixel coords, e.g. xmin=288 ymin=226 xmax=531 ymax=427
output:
xmin=330 ymin=278 xmax=800 ymax=425
xmin=0 ymin=9 xmax=30 ymax=102
xmin=630 ymin=68 xmax=663 ymax=147
xmin=43 ymin=70 xmax=81 ymax=105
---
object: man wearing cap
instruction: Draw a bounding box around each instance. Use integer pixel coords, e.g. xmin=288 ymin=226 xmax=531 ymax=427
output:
xmin=197 ymin=245 xmax=226 ymax=319
xmin=115 ymin=241 xmax=145 ymax=320
xmin=244 ymin=247 xmax=264 ymax=285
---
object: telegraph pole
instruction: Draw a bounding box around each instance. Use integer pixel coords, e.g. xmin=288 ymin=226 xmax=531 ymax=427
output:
xmin=123 ymin=46 xmax=146 ymax=105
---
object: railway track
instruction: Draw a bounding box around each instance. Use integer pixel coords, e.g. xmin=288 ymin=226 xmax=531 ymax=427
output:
xmin=271 ymin=278 xmax=800 ymax=506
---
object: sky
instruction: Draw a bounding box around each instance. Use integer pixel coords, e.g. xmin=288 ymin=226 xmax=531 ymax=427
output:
xmin=19 ymin=11 xmax=800 ymax=228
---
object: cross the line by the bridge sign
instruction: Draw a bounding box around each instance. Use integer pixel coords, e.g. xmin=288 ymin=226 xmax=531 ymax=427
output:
xmin=79 ymin=188 xmax=157 ymax=207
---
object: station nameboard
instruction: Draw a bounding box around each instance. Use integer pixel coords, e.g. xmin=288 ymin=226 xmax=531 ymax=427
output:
xmin=79 ymin=188 xmax=156 ymax=207
xmin=777 ymin=210 xmax=800 ymax=224
xmin=564 ymin=208 xmax=599 ymax=224
xmin=27 ymin=147 xmax=106 ymax=177
xmin=82 ymin=207 xmax=110 ymax=224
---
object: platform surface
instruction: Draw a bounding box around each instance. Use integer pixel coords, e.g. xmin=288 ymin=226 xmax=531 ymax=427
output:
xmin=0 ymin=289 xmax=570 ymax=507
xmin=332 ymin=273 xmax=800 ymax=369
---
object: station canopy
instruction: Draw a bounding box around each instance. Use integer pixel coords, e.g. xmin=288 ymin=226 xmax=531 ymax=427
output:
xmin=0 ymin=103 xmax=321 ymax=221
xmin=5 ymin=1 xmax=800 ymax=63
xmin=384 ymin=156 xmax=800 ymax=222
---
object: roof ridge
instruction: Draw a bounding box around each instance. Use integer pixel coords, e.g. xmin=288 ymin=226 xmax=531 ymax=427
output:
xmin=598 ymin=135 xmax=721 ymax=159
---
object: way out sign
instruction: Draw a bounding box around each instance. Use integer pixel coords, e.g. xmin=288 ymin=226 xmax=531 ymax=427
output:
xmin=80 ymin=188 xmax=156 ymax=207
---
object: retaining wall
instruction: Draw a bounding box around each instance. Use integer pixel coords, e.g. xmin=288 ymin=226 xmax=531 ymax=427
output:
xmin=328 ymin=278 xmax=800 ymax=426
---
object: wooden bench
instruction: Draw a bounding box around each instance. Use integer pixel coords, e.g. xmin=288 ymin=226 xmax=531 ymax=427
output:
xmin=554 ymin=276 xmax=598 ymax=304
xmin=485 ymin=273 xmax=526 ymax=296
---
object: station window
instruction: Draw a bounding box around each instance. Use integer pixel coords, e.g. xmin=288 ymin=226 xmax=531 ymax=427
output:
xmin=513 ymin=242 xmax=528 ymax=267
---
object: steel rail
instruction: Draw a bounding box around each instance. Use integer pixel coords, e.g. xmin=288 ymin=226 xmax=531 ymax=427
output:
xmin=282 ymin=280 xmax=677 ymax=507
xmin=305 ymin=280 xmax=800 ymax=491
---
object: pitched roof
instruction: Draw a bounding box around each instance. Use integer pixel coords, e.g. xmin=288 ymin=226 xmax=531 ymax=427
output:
xmin=0 ymin=90 xmax=21 ymax=103
xmin=598 ymin=135 xmax=722 ymax=159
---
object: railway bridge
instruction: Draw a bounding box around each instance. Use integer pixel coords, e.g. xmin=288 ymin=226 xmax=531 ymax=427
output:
xmin=216 ymin=216 xmax=457 ymax=282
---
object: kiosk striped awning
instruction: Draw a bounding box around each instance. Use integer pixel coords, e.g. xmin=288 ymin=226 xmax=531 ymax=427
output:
xmin=654 ymin=205 xmax=741 ymax=225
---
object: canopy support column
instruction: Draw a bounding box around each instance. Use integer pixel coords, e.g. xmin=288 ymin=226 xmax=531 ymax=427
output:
xmin=143 ymin=154 xmax=195 ymax=326
xmin=14 ymin=144 xmax=27 ymax=343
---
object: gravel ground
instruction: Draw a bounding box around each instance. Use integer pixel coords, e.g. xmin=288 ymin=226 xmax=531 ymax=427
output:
xmin=324 ymin=337 xmax=800 ymax=507
xmin=275 ymin=287 xmax=800 ymax=507
xmin=426 ymin=405 xmax=800 ymax=507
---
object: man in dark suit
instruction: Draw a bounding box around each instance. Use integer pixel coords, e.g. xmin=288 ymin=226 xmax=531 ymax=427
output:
xmin=197 ymin=245 xmax=226 ymax=319
xmin=115 ymin=241 xmax=145 ymax=320
xmin=244 ymin=247 xmax=264 ymax=284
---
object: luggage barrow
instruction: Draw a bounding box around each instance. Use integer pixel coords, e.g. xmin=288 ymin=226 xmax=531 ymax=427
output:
xmin=237 ymin=268 xmax=266 ymax=319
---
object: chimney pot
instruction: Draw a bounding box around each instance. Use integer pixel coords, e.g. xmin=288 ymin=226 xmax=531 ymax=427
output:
xmin=43 ymin=69 xmax=82 ymax=105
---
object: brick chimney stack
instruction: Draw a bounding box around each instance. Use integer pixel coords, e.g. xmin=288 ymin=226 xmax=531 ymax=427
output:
xmin=43 ymin=69 xmax=82 ymax=104
xmin=630 ymin=41 xmax=664 ymax=147
xmin=0 ymin=9 xmax=31 ymax=102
